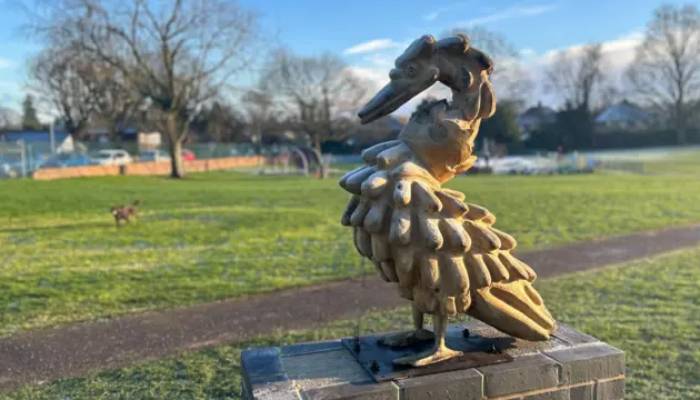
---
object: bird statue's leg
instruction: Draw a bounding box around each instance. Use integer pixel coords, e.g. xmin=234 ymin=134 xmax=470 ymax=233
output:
xmin=378 ymin=303 xmax=434 ymax=347
xmin=393 ymin=312 xmax=462 ymax=367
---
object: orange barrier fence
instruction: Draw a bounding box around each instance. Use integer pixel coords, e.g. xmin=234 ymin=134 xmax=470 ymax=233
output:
xmin=32 ymin=165 xmax=122 ymax=180
xmin=123 ymin=161 xmax=172 ymax=176
xmin=32 ymin=156 xmax=265 ymax=180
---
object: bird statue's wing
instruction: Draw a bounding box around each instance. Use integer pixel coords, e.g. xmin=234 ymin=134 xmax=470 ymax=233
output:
xmin=340 ymin=140 xmax=555 ymax=341
xmin=460 ymin=202 xmax=556 ymax=341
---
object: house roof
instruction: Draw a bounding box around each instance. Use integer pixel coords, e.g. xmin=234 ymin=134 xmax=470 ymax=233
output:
xmin=517 ymin=104 xmax=556 ymax=125
xmin=595 ymin=101 xmax=650 ymax=124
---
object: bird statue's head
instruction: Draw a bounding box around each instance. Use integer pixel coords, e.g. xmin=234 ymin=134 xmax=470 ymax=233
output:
xmin=357 ymin=34 xmax=496 ymax=124
xmin=358 ymin=34 xmax=497 ymax=182
xmin=358 ymin=35 xmax=440 ymax=124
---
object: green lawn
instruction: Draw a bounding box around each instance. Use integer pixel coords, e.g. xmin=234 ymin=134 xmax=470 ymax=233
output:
xmin=5 ymin=246 xmax=699 ymax=400
xmin=598 ymin=147 xmax=700 ymax=175
xmin=2 ymin=171 xmax=700 ymax=336
xmin=642 ymin=150 xmax=700 ymax=175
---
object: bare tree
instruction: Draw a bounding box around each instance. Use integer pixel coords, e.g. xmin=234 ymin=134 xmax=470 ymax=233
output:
xmin=446 ymin=26 xmax=518 ymax=59
xmin=260 ymin=49 xmax=372 ymax=173
xmin=36 ymin=0 xmax=258 ymax=177
xmin=93 ymin=68 xmax=140 ymax=143
xmin=0 ymin=107 xmax=21 ymax=130
xmin=30 ymin=41 xmax=135 ymax=140
xmin=190 ymin=101 xmax=246 ymax=143
xmin=626 ymin=4 xmax=700 ymax=144
xmin=241 ymin=89 xmax=274 ymax=152
xmin=546 ymin=43 xmax=605 ymax=112
xmin=30 ymin=44 xmax=95 ymax=137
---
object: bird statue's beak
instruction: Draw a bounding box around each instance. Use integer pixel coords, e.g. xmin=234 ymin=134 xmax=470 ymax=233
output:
xmin=358 ymin=73 xmax=437 ymax=124
xmin=358 ymin=82 xmax=411 ymax=124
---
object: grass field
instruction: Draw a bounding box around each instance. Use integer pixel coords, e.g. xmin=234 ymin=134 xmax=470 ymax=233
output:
xmin=2 ymin=170 xmax=700 ymax=336
xmin=597 ymin=146 xmax=700 ymax=175
xmin=5 ymin=246 xmax=699 ymax=400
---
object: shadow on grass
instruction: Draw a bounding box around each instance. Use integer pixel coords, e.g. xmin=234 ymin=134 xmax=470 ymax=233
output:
xmin=0 ymin=221 xmax=113 ymax=234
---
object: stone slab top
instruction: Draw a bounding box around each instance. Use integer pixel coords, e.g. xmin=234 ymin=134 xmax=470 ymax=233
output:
xmin=241 ymin=321 xmax=625 ymax=400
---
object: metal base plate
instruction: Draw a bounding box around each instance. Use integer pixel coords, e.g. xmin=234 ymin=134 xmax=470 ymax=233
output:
xmin=342 ymin=326 xmax=514 ymax=382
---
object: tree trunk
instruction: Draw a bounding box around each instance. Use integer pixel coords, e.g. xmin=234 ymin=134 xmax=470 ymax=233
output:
xmin=169 ymin=137 xmax=185 ymax=178
xmin=166 ymin=113 xmax=186 ymax=178
xmin=677 ymin=127 xmax=687 ymax=145
xmin=671 ymin=81 xmax=689 ymax=145
xmin=311 ymin=133 xmax=326 ymax=179
xmin=312 ymin=133 xmax=322 ymax=156
xmin=675 ymin=108 xmax=687 ymax=145
xmin=676 ymin=112 xmax=687 ymax=145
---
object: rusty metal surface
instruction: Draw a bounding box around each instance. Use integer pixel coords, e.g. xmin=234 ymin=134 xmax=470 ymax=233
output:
xmin=342 ymin=327 xmax=514 ymax=382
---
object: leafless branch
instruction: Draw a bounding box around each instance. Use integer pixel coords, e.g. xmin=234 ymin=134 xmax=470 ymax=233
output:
xmin=625 ymin=4 xmax=700 ymax=142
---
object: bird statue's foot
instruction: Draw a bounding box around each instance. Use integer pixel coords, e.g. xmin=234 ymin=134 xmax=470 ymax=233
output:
xmin=378 ymin=329 xmax=434 ymax=348
xmin=392 ymin=344 xmax=462 ymax=367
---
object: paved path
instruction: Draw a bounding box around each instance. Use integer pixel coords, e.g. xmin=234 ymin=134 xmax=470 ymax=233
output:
xmin=2 ymin=224 xmax=700 ymax=391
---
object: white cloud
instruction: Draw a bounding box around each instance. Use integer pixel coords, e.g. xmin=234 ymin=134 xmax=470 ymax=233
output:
xmin=523 ymin=30 xmax=644 ymax=107
xmin=424 ymin=11 xmax=441 ymax=21
xmin=343 ymin=39 xmax=401 ymax=55
xmin=600 ymin=31 xmax=643 ymax=70
xmin=424 ymin=5 xmax=452 ymax=22
xmin=519 ymin=48 xmax=536 ymax=58
xmin=461 ymin=2 xmax=558 ymax=26
xmin=536 ymin=30 xmax=642 ymax=73
xmin=0 ymin=58 xmax=14 ymax=69
xmin=348 ymin=66 xmax=388 ymax=87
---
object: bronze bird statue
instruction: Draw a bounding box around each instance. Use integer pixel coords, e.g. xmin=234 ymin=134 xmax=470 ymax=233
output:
xmin=339 ymin=34 xmax=556 ymax=367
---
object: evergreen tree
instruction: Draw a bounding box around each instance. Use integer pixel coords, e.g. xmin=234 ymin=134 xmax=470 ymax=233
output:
xmin=21 ymin=95 xmax=42 ymax=130
xmin=479 ymin=100 xmax=522 ymax=144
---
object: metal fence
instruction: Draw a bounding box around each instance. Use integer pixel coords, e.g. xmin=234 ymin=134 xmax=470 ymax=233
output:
xmin=0 ymin=140 xmax=54 ymax=178
xmin=0 ymin=138 xmax=337 ymax=179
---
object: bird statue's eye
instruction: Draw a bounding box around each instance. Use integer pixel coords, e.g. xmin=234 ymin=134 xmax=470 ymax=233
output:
xmin=461 ymin=67 xmax=474 ymax=88
xmin=406 ymin=65 xmax=417 ymax=77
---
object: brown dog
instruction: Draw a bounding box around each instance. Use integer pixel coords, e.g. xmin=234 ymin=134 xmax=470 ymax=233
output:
xmin=111 ymin=200 xmax=140 ymax=226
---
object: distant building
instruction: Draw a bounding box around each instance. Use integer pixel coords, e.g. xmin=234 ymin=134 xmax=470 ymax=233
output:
xmin=138 ymin=132 xmax=162 ymax=150
xmin=517 ymin=103 xmax=556 ymax=137
xmin=81 ymin=126 xmax=139 ymax=143
xmin=595 ymin=100 xmax=651 ymax=132
xmin=0 ymin=130 xmax=74 ymax=153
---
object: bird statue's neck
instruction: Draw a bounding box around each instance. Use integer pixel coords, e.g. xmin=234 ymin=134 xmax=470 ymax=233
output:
xmin=399 ymin=97 xmax=481 ymax=183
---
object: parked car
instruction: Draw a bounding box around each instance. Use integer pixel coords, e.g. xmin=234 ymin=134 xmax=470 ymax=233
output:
xmin=92 ymin=149 xmax=133 ymax=166
xmin=491 ymin=157 xmax=539 ymax=175
xmin=491 ymin=156 xmax=558 ymax=175
xmin=0 ymin=162 xmax=19 ymax=178
xmin=40 ymin=153 xmax=94 ymax=168
xmin=181 ymin=149 xmax=196 ymax=161
xmin=138 ymin=149 xmax=171 ymax=162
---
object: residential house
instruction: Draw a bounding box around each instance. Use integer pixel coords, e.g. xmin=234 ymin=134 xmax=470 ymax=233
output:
xmin=595 ymin=100 xmax=651 ymax=132
xmin=517 ymin=103 xmax=556 ymax=139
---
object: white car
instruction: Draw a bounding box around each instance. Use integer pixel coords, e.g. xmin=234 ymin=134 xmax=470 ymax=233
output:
xmin=92 ymin=149 xmax=133 ymax=166
xmin=491 ymin=157 xmax=538 ymax=175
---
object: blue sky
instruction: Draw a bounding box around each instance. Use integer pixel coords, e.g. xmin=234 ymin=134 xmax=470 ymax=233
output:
xmin=0 ymin=0 xmax=691 ymax=115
